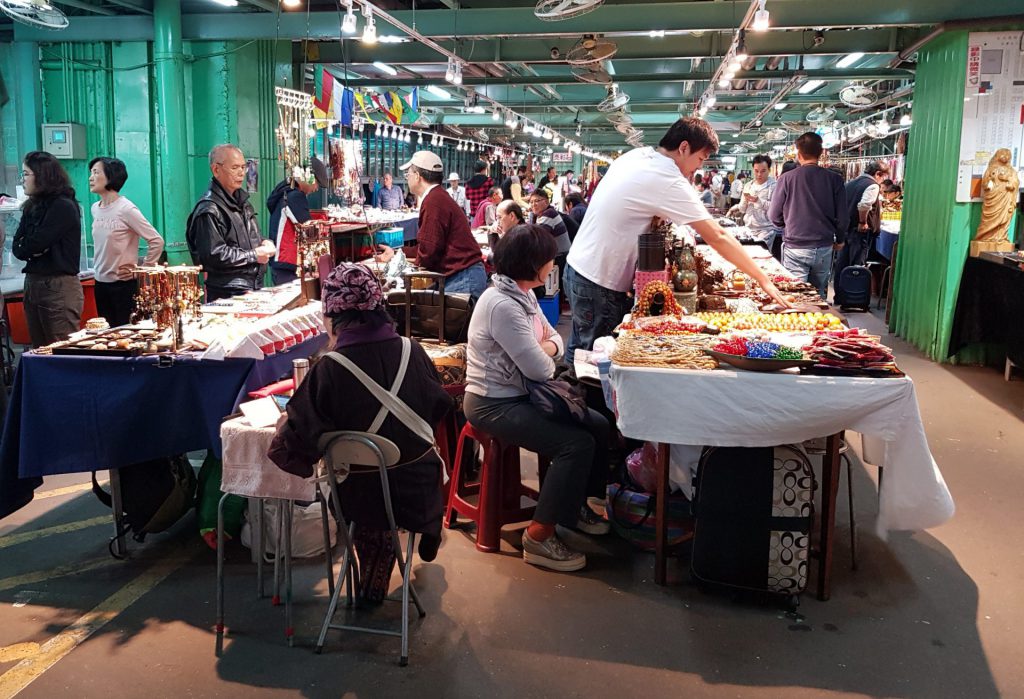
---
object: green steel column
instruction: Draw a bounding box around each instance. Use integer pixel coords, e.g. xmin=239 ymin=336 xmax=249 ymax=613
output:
xmin=153 ymin=0 xmax=191 ymax=264
xmin=12 ymin=42 xmax=42 ymax=157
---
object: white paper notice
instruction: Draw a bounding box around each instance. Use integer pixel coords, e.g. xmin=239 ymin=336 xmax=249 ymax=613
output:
xmin=239 ymin=396 xmax=282 ymax=428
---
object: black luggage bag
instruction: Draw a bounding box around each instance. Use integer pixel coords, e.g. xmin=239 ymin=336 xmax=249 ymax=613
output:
xmin=833 ymin=265 xmax=872 ymax=311
xmin=690 ymin=445 xmax=816 ymax=605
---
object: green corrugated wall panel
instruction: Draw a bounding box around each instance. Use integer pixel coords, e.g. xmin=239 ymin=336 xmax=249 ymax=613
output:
xmin=890 ymin=32 xmax=971 ymax=362
xmin=0 ymin=43 xmax=19 ymax=182
xmin=40 ymin=43 xmax=116 ymax=258
xmin=891 ymin=28 xmax=1023 ymax=364
xmin=110 ymin=42 xmax=158 ymax=257
xmin=186 ymin=40 xmax=235 ymax=203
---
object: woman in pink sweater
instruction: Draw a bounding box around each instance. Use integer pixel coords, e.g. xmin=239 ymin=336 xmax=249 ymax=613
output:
xmin=88 ymin=157 xmax=164 ymax=326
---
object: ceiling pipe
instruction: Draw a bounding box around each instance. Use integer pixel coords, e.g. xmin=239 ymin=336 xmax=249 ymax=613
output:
xmin=889 ymin=13 xmax=1024 ymax=67
xmin=753 ymin=55 xmax=785 ymax=90
xmin=51 ymin=0 xmax=117 ymax=16
xmin=732 ymin=55 xmax=758 ymax=91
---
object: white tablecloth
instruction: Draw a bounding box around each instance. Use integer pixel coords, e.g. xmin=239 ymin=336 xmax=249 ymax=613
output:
xmin=609 ymin=365 xmax=954 ymax=537
xmin=220 ymin=417 xmax=315 ymax=501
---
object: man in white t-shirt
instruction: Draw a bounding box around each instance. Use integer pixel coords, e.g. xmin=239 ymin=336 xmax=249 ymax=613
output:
xmin=565 ymin=117 xmax=789 ymax=361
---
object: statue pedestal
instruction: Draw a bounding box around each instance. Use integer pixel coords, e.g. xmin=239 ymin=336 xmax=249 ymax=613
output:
xmin=969 ymin=240 xmax=1015 ymax=258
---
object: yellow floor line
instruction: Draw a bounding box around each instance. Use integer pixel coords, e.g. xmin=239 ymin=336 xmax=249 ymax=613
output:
xmin=0 ymin=516 xmax=110 ymax=550
xmin=33 ymin=481 xmax=106 ymax=500
xmin=0 ymin=645 xmax=39 ymax=664
xmin=0 ymin=552 xmax=192 ymax=699
xmin=0 ymin=558 xmax=116 ymax=594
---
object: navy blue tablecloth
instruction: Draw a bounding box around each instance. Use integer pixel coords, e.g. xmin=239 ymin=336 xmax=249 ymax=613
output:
xmin=0 ymin=334 xmax=326 ymax=518
xmin=395 ymin=215 xmax=419 ymax=242
xmin=876 ymin=230 xmax=899 ymax=261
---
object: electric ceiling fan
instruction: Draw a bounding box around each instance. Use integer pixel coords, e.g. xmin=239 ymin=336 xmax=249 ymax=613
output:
xmin=535 ymin=0 xmax=605 ymax=22
xmin=475 ymin=129 xmax=490 ymax=142
xmin=571 ymin=65 xmax=613 ymax=84
xmin=566 ymin=35 xmax=618 ymax=66
xmin=806 ymin=105 xmax=837 ymax=124
xmin=446 ymin=124 xmax=465 ymax=136
xmin=615 ymin=121 xmax=635 ymax=135
xmin=730 ymin=144 xmax=749 ymax=154
xmin=597 ymin=86 xmax=630 ymax=112
xmin=0 ymin=0 xmax=68 ymax=30
xmin=839 ymin=84 xmax=877 ymax=107
xmin=763 ymin=127 xmax=789 ymax=141
xmin=604 ymin=110 xmax=632 ymax=125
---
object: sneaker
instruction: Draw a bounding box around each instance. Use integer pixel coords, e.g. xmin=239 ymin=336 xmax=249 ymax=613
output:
xmin=522 ymin=531 xmax=586 ymax=572
xmin=575 ymin=505 xmax=610 ymax=536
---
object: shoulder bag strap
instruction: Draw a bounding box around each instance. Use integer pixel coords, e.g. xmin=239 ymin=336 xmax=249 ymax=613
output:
xmin=325 ymin=340 xmax=434 ymax=445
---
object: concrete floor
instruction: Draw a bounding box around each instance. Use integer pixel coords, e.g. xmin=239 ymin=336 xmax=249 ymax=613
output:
xmin=1 ymin=307 xmax=1022 ymax=699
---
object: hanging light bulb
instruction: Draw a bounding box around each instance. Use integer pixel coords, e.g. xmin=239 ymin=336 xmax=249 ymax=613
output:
xmin=452 ymin=62 xmax=463 ymax=86
xmin=418 ymin=132 xmax=424 ymax=144
xmin=492 ymin=108 xmax=501 ymax=122
xmin=445 ymin=58 xmax=455 ymax=84
xmin=553 ymin=134 xmax=560 ymax=145
xmin=544 ymin=129 xmax=554 ymax=140
xmin=341 ymin=2 xmax=357 ymax=35
xmin=361 ymin=5 xmax=377 ymax=44
xmin=900 ymin=113 xmax=912 ymax=127
xmin=375 ymin=122 xmax=382 ymax=136
xmin=719 ymin=77 xmax=731 ymax=89
xmin=706 ymin=94 xmax=717 ymax=108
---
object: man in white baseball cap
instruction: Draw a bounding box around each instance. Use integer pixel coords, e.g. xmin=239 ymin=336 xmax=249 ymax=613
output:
xmin=377 ymin=151 xmax=487 ymax=300
xmin=446 ymin=171 xmax=469 ymax=216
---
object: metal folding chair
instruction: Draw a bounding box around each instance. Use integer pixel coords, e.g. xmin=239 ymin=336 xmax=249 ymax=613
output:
xmin=314 ymin=431 xmax=426 ymax=666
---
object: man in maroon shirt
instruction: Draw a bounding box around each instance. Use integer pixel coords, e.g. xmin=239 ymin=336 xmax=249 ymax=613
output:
xmin=376 ymin=151 xmax=487 ymax=301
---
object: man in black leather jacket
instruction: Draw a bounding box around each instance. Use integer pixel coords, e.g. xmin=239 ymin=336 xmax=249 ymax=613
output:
xmin=186 ymin=144 xmax=275 ymax=301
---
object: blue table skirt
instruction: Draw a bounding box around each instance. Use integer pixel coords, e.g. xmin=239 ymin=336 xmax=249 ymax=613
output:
xmin=0 ymin=334 xmax=326 ymax=517
xmin=876 ymin=229 xmax=899 ymax=261
xmin=395 ymin=215 xmax=419 ymax=243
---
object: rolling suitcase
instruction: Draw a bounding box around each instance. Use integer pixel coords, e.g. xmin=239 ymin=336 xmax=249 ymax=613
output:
xmin=690 ymin=445 xmax=816 ymax=606
xmin=833 ymin=265 xmax=872 ymax=311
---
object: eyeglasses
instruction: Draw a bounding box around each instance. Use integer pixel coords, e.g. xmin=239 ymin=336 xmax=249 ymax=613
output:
xmin=216 ymin=162 xmax=246 ymax=173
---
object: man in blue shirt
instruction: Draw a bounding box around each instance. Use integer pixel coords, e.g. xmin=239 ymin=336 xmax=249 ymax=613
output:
xmin=377 ymin=172 xmax=405 ymax=210
xmin=769 ymin=132 xmax=848 ymax=298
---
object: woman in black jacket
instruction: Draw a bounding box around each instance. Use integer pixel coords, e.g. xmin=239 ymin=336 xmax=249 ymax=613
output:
xmin=13 ymin=152 xmax=83 ymax=347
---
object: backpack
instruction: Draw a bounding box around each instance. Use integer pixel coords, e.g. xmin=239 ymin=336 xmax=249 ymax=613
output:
xmin=833 ymin=265 xmax=872 ymax=311
xmin=92 ymin=455 xmax=198 ymax=556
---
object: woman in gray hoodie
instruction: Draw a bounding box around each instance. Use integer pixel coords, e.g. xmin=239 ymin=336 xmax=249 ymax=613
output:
xmin=463 ymin=224 xmax=610 ymax=573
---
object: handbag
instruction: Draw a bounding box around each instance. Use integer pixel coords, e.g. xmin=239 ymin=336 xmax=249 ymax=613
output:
xmin=524 ymin=376 xmax=588 ymax=424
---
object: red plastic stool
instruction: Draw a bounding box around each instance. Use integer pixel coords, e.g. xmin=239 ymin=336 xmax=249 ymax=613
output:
xmin=445 ymin=422 xmax=549 ymax=552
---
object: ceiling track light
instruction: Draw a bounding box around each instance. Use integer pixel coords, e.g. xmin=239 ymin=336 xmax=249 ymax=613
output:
xmin=361 ymin=4 xmax=377 ymax=44
xmin=752 ymin=0 xmax=769 ymax=31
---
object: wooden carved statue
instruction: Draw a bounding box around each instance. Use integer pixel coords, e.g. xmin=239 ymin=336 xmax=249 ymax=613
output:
xmin=971 ymin=149 xmax=1019 ymax=256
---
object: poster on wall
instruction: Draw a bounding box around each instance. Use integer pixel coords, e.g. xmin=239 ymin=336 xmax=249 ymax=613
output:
xmin=956 ymin=31 xmax=1024 ymax=202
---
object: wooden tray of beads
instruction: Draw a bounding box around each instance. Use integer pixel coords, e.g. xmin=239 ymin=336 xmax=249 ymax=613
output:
xmin=50 ymin=327 xmax=169 ymax=357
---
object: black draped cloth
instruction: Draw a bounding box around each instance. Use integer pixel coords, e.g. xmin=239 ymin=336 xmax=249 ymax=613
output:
xmin=948 ymin=256 xmax=1024 ymax=366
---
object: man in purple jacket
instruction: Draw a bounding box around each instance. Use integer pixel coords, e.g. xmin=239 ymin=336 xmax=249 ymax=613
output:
xmin=769 ymin=132 xmax=848 ymax=298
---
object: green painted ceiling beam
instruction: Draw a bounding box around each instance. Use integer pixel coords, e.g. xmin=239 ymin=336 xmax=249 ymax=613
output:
xmin=339 ymin=68 xmax=913 ymax=88
xmin=15 ymin=1 xmax=1024 ymax=42
xmin=306 ymin=28 xmax=921 ymax=65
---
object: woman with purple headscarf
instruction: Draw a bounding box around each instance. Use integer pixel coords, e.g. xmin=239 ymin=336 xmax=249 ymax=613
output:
xmin=269 ymin=263 xmax=453 ymax=601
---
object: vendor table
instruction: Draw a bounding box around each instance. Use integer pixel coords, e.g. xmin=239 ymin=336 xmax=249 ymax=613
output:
xmin=0 ymin=335 xmax=327 ymax=523
xmin=216 ymin=416 xmax=323 ymax=653
xmin=948 ymin=256 xmax=1024 ymax=367
xmin=609 ymin=365 xmax=954 ymax=600
xmin=875 ymin=224 xmax=900 ymax=262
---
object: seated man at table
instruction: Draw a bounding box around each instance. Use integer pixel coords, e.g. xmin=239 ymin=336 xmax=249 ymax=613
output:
xmin=377 ymin=172 xmax=405 ymax=211
xmin=186 ymin=144 xmax=276 ymax=301
xmin=375 ymin=151 xmax=488 ymax=302
xmin=269 ymin=262 xmax=454 ymax=602
xmin=472 ymin=186 xmax=502 ymax=230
